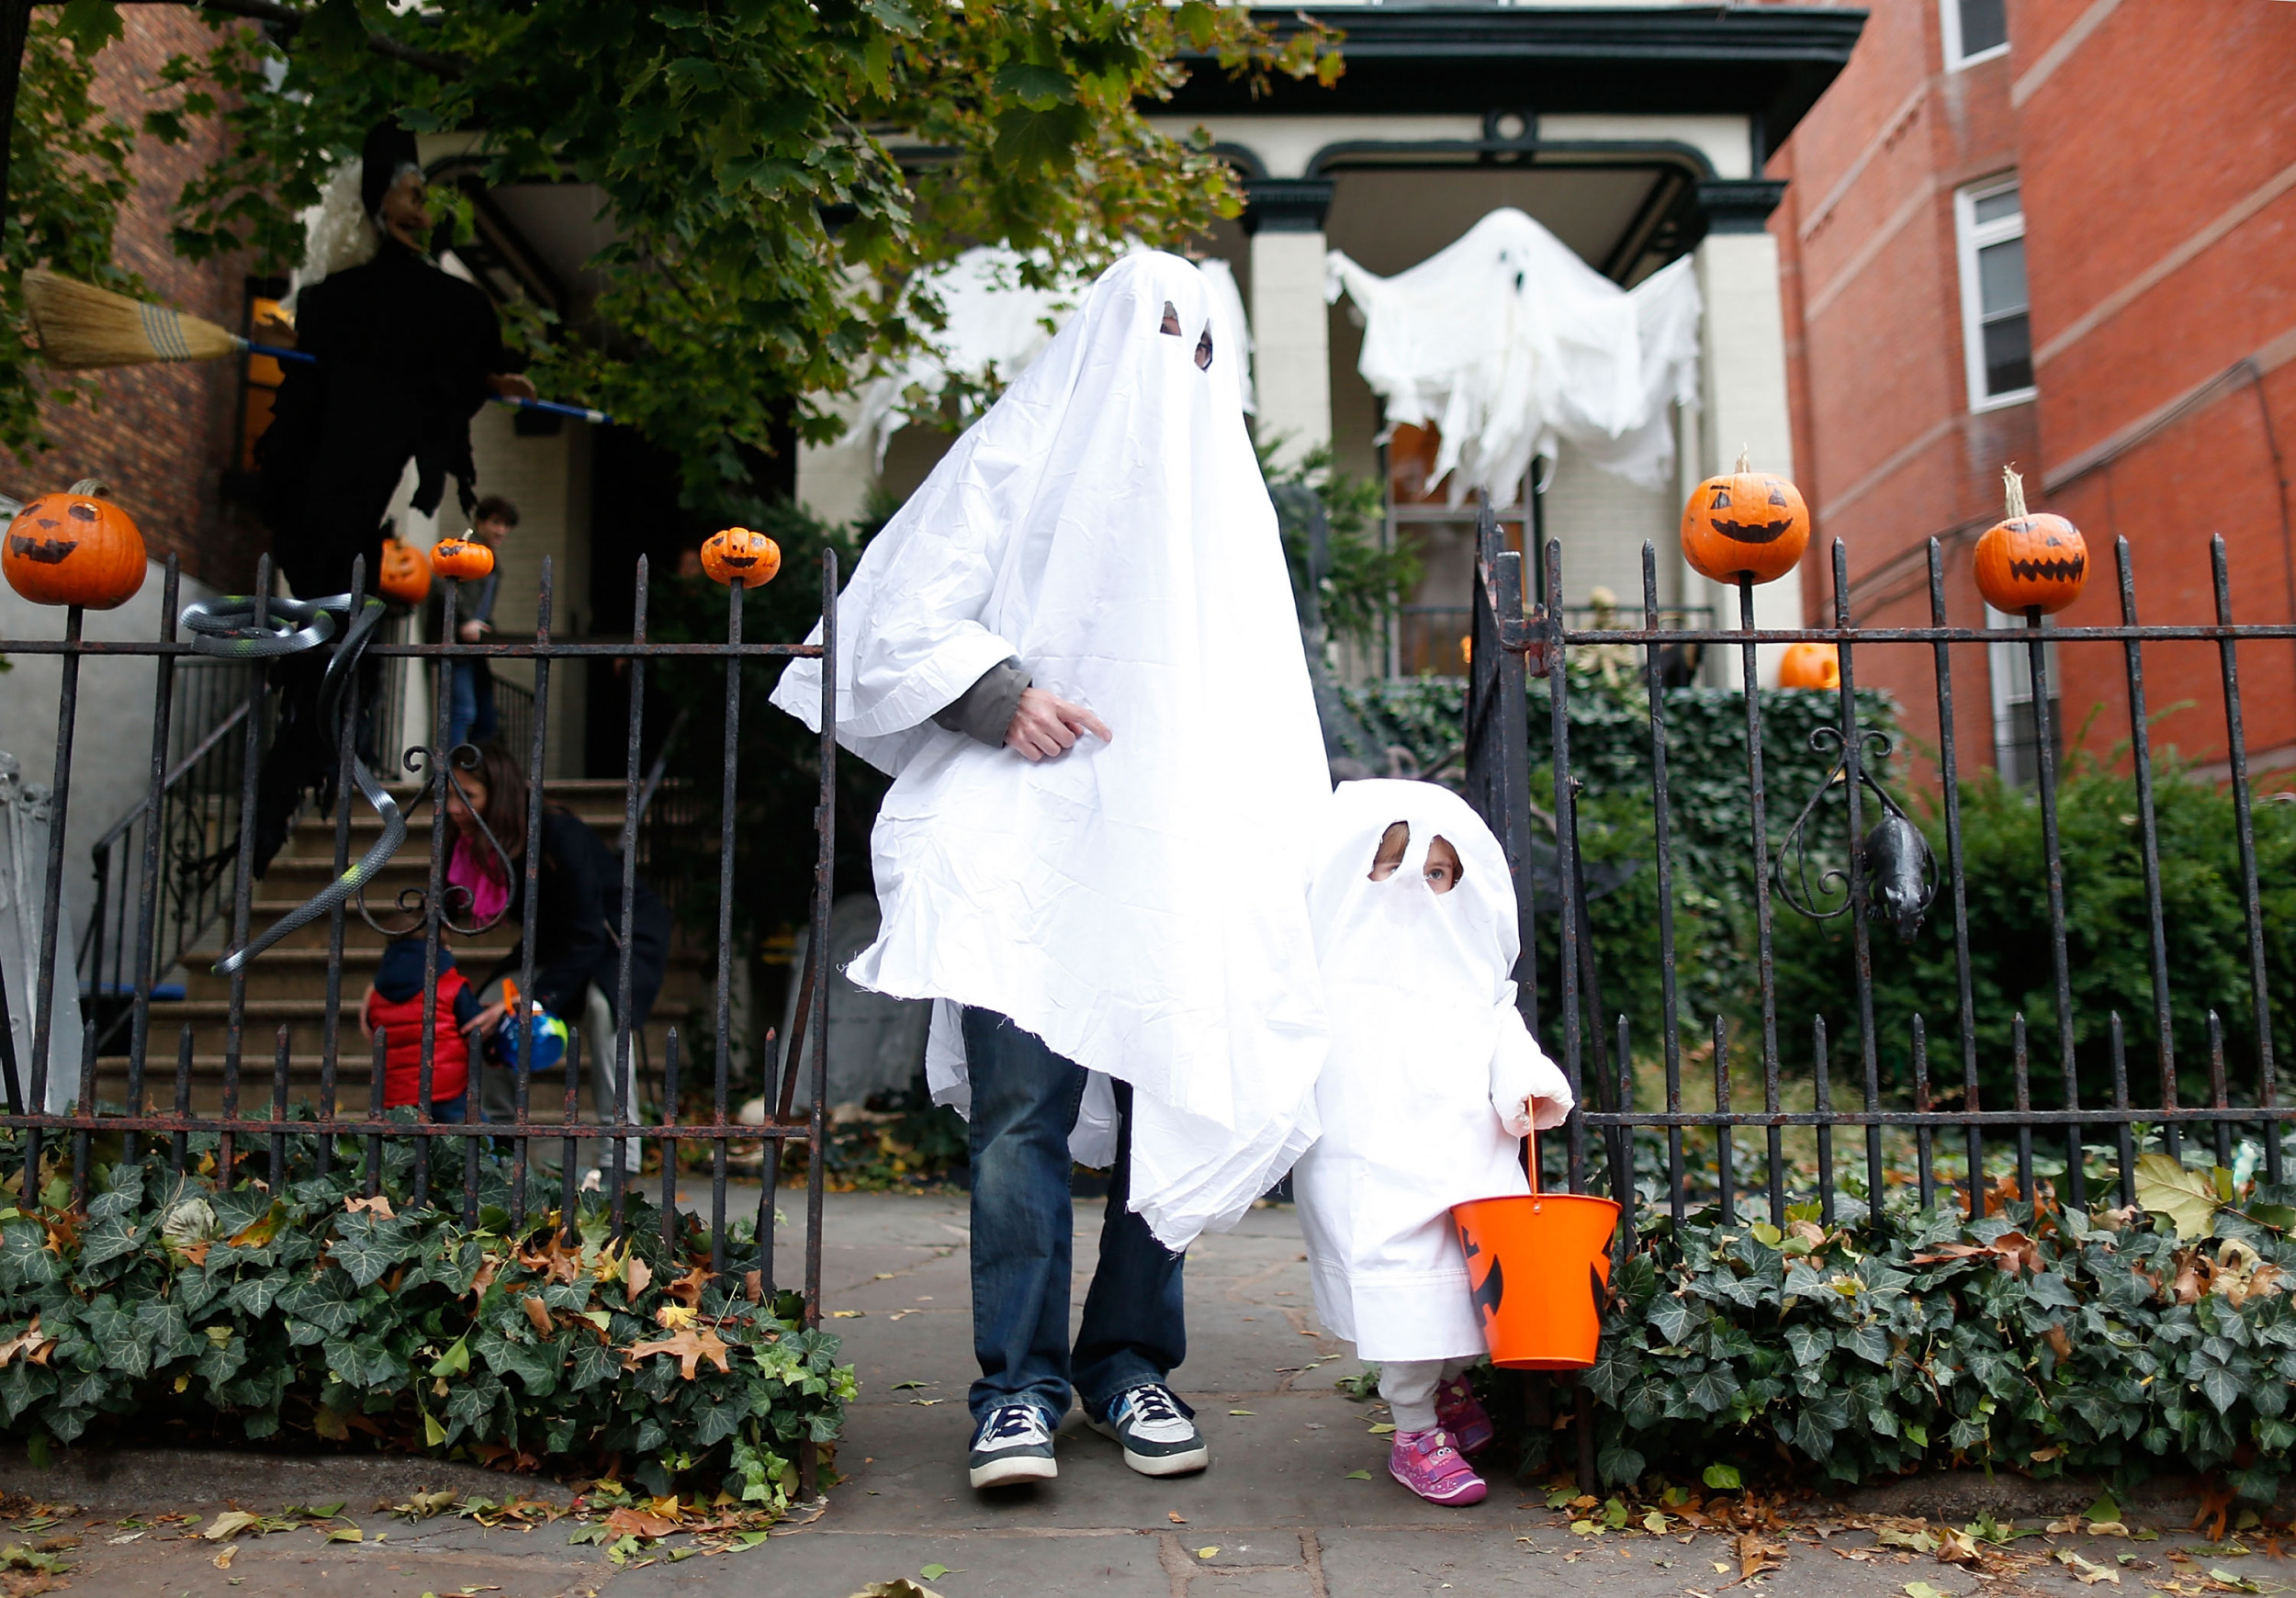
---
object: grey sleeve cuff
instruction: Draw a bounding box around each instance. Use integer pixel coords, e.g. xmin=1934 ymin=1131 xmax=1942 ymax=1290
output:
xmin=932 ymin=657 xmax=1032 ymax=747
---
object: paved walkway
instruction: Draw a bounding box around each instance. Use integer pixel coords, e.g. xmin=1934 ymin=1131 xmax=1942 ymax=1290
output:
xmin=44 ymin=1187 xmax=2175 ymax=1597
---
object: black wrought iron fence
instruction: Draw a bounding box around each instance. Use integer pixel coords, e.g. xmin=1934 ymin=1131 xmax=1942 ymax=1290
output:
xmin=2 ymin=551 xmax=837 ymax=1329
xmin=77 ymin=653 xmax=257 ymax=1051
xmin=1460 ymin=504 xmax=2294 ymax=1225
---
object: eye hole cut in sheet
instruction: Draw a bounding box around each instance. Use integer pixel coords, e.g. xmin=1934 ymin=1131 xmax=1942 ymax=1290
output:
xmin=1195 ymin=327 xmax=1214 ymax=371
xmin=1367 ymin=820 xmax=1461 ymax=894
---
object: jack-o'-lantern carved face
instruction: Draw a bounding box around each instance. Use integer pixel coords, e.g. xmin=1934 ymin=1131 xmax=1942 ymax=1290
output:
xmin=377 ymin=537 xmax=431 ymax=605
xmin=701 ymin=526 xmax=782 ymax=589
xmin=1680 ymin=451 xmax=1810 ymax=586
xmin=1974 ymin=467 xmax=2088 ymax=616
xmin=4 ymin=479 xmax=146 ymax=609
xmin=431 ymin=537 xmax=494 ymax=580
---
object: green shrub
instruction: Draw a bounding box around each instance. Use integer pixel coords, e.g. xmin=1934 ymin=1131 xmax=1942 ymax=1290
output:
xmin=0 ymin=1137 xmax=851 ymax=1508
xmin=1773 ymin=757 xmax=2296 ymax=1110
xmin=1574 ymin=1165 xmax=2296 ymax=1504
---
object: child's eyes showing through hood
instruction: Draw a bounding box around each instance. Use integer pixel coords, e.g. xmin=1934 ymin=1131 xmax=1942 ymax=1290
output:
xmin=1367 ymin=821 xmax=1409 ymax=881
xmin=1195 ymin=327 xmax=1214 ymax=370
xmin=1159 ymin=301 xmax=1182 ymax=336
xmin=1424 ymin=836 xmax=1462 ymax=895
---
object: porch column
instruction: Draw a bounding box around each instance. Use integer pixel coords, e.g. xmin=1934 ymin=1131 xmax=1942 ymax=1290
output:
xmin=1691 ymin=178 xmax=1799 ymax=688
xmin=1244 ymin=177 xmax=1335 ymax=472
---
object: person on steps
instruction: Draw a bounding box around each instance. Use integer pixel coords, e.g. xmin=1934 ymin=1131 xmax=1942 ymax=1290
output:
xmin=360 ymin=935 xmax=479 ymax=1124
xmin=771 ymin=253 xmax=1332 ymax=1491
xmin=1291 ymin=780 xmax=1574 ymax=1507
xmin=443 ymin=743 xmax=670 ymax=1179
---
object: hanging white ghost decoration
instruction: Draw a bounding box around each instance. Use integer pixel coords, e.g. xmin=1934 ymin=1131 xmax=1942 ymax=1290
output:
xmin=771 ymin=251 xmax=1326 ymax=1250
xmin=1324 ymin=207 xmax=1702 ymax=502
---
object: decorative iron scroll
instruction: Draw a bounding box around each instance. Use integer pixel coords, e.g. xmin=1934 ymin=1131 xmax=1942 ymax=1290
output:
xmin=1772 ymin=723 xmax=1938 ymax=942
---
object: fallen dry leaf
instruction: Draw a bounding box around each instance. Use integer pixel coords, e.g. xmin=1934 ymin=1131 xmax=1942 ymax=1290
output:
xmin=665 ymin=1266 xmax=711 ymax=1308
xmin=604 ymin=1507 xmax=680 ymax=1540
xmin=211 ymin=1546 xmax=236 ymax=1570
xmin=522 ymin=1297 xmax=554 ymax=1337
xmin=626 ymin=1255 xmax=652 ymax=1300
xmin=343 ymin=1194 xmax=394 ymax=1219
xmin=626 ymin=1326 xmax=732 ymax=1380
xmin=0 ymin=1316 xmax=54 ymax=1369
xmin=1167 ymin=1512 xmax=1187 ymax=1525
xmin=1735 ymin=1532 xmax=1785 ymax=1581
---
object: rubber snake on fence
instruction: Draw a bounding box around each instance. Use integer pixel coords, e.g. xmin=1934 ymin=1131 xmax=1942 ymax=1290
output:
xmin=177 ymin=590 xmax=403 ymax=975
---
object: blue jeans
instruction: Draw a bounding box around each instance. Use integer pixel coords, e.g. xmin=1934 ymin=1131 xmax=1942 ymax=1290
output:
xmin=962 ymin=1007 xmax=1187 ymax=1429
xmin=447 ymin=661 xmax=496 ymax=752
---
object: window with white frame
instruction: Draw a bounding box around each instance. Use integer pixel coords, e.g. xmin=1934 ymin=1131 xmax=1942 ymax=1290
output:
xmin=1955 ymin=177 xmax=2036 ymax=411
xmin=1941 ymin=0 xmax=2009 ymax=68
xmin=1986 ymin=603 xmax=2059 ymax=788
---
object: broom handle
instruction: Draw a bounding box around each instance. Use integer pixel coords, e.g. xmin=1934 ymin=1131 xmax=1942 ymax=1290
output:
xmin=239 ymin=342 xmax=609 ymax=424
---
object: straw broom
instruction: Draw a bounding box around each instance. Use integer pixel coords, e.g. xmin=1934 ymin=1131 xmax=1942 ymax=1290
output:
xmin=17 ymin=269 xmax=612 ymax=423
xmin=18 ymin=268 xmax=289 ymax=368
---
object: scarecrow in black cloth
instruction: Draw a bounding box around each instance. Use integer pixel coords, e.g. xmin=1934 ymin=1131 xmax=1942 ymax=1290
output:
xmin=247 ymin=122 xmax=535 ymax=875
xmin=257 ymin=122 xmax=535 ymax=597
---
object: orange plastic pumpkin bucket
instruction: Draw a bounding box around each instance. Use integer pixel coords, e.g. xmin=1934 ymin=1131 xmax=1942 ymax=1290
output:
xmin=1449 ymin=1134 xmax=1622 ymax=1371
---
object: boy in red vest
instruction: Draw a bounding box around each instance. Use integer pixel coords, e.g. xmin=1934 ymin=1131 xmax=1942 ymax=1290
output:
xmin=360 ymin=937 xmax=480 ymax=1121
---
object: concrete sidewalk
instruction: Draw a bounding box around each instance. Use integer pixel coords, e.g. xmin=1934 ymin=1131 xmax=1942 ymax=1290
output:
xmin=22 ymin=1187 xmax=2225 ymax=1597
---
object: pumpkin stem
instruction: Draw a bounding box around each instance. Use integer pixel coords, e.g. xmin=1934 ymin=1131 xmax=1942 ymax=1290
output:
xmin=1735 ymin=445 xmax=1751 ymax=474
xmin=67 ymin=478 xmax=110 ymax=499
xmin=2001 ymin=465 xmax=2028 ymax=521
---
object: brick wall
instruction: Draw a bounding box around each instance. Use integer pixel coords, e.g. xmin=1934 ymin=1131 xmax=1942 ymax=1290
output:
xmin=0 ymin=9 xmax=266 ymax=590
xmin=1770 ymin=0 xmax=2296 ymax=771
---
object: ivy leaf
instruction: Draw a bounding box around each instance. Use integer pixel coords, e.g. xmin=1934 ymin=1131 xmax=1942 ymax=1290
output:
xmin=567 ymin=1334 xmax=619 ymax=1393
xmin=331 ymin=1214 xmax=415 ymax=1289
xmin=1784 ymin=1324 xmax=1833 ymax=1368
xmin=2136 ymin=1154 xmax=2222 ymax=1241
xmin=77 ymin=1215 xmax=141 ymax=1269
xmin=1647 ymin=1295 xmax=1699 ymax=1346
xmin=1684 ymin=1367 xmax=1739 ymax=1415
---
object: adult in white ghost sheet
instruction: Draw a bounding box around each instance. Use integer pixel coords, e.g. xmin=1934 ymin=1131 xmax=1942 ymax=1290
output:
xmin=771 ymin=252 xmax=1331 ymax=1491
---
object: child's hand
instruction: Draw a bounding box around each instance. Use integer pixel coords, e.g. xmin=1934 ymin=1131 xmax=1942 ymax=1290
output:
xmin=358 ymin=984 xmax=377 ymax=1041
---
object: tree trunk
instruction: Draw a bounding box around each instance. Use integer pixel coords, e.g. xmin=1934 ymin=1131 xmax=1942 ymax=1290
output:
xmin=0 ymin=0 xmax=37 ymax=261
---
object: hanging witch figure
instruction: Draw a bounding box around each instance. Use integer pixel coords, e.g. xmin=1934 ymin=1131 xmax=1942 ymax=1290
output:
xmin=246 ymin=120 xmax=535 ymax=875
xmin=256 ymin=120 xmax=535 ymax=600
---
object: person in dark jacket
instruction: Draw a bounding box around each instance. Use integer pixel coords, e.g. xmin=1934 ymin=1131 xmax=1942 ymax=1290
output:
xmin=360 ymin=936 xmax=480 ymax=1122
xmin=444 ymin=743 xmax=670 ymax=1173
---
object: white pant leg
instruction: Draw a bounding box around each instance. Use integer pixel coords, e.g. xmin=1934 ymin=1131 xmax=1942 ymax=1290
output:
xmin=1379 ymin=1359 xmax=1446 ymax=1433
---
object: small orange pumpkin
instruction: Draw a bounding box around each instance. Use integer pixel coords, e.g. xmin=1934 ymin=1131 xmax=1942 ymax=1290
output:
xmin=377 ymin=537 xmax=431 ymax=605
xmin=431 ymin=537 xmax=494 ymax=580
xmin=4 ymin=478 xmax=145 ymax=609
xmin=1974 ymin=466 xmax=2087 ymax=616
xmin=1681 ymin=450 xmax=1810 ymax=586
xmin=1777 ymin=641 xmax=1840 ymax=691
xmin=701 ymin=526 xmax=782 ymax=589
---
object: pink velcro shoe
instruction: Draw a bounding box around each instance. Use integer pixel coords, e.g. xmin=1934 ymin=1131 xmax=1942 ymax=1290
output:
xmin=1388 ymin=1427 xmax=1487 ymax=1506
xmin=1435 ymin=1373 xmax=1495 ymax=1455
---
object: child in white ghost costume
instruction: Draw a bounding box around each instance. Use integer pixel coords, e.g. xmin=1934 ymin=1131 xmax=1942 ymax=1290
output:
xmin=1292 ymin=780 xmax=1574 ymax=1506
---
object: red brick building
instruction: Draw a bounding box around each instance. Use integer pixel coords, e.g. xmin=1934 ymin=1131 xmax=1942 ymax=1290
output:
xmin=1770 ymin=0 xmax=2296 ymax=782
xmin=1 ymin=8 xmax=268 ymax=588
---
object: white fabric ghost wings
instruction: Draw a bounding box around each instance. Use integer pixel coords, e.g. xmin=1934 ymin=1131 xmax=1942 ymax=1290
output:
xmin=1290 ymin=779 xmax=1573 ymax=1362
xmin=771 ymin=251 xmax=1331 ymax=1250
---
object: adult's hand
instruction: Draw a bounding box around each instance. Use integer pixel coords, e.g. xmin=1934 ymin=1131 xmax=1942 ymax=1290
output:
xmin=457 ymin=619 xmax=490 ymax=643
xmin=463 ymin=999 xmax=508 ymax=1040
xmin=488 ymin=372 xmax=539 ymax=402
xmin=1004 ymin=687 xmax=1112 ymax=761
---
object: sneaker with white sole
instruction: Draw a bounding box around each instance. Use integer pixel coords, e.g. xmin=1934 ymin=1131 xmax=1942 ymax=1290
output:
xmin=968 ymin=1402 xmax=1057 ymax=1489
xmin=1087 ymin=1383 xmax=1209 ymax=1477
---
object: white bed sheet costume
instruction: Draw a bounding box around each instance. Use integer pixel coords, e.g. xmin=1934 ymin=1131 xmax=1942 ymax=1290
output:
xmin=771 ymin=251 xmax=1332 ymax=1252
xmin=1293 ymin=780 xmax=1574 ymax=1363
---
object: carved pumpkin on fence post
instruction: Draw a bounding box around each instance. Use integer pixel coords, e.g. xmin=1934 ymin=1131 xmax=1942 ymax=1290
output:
xmin=4 ymin=478 xmax=146 ymax=609
xmin=701 ymin=526 xmax=782 ymax=589
xmin=1974 ymin=466 xmax=2087 ymax=617
xmin=1680 ymin=450 xmax=1810 ymax=587
xmin=431 ymin=537 xmax=494 ymax=580
xmin=377 ymin=537 xmax=431 ymax=605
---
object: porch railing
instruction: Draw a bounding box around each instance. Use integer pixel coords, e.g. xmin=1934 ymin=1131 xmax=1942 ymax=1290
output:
xmin=1460 ymin=503 xmax=2294 ymax=1227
